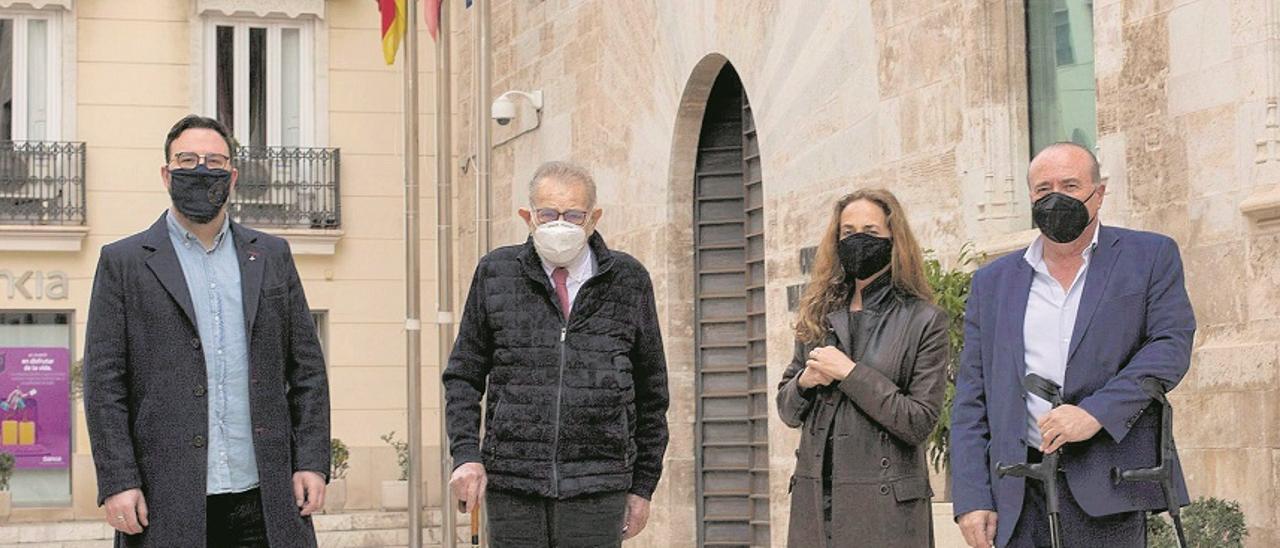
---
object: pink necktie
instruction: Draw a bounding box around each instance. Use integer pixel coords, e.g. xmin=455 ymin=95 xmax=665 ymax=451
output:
xmin=552 ymin=267 xmax=571 ymax=319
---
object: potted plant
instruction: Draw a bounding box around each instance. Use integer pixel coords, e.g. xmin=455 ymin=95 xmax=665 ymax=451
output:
xmin=324 ymin=438 xmax=350 ymax=513
xmin=924 ymin=244 xmax=979 ymax=501
xmin=379 ymin=431 xmax=410 ymax=511
xmin=1147 ymin=497 xmax=1249 ymax=547
xmin=0 ymin=452 xmax=14 ymax=521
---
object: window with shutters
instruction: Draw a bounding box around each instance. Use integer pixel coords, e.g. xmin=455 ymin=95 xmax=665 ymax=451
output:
xmin=693 ymin=65 xmax=771 ymax=547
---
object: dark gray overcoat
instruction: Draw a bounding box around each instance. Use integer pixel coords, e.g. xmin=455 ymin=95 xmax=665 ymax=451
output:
xmin=83 ymin=213 xmax=330 ymax=547
xmin=777 ymin=278 xmax=949 ymax=548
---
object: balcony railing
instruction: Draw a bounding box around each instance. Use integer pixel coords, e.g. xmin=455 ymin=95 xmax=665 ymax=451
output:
xmin=0 ymin=141 xmax=87 ymax=226
xmin=230 ymin=146 xmax=341 ymax=229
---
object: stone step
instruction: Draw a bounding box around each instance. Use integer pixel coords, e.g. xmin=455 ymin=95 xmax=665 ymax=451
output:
xmin=0 ymin=510 xmax=470 ymax=548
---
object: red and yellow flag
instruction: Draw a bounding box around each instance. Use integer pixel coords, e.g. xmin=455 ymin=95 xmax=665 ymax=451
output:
xmin=379 ymin=0 xmax=407 ymax=64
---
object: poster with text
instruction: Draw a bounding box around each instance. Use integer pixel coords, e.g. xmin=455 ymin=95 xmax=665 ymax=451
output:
xmin=0 ymin=347 xmax=70 ymax=469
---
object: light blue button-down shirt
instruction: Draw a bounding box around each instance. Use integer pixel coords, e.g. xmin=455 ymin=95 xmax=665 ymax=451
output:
xmin=1022 ymin=224 xmax=1100 ymax=447
xmin=166 ymin=212 xmax=260 ymax=494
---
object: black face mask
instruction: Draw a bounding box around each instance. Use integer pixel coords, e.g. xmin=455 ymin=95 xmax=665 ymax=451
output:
xmin=168 ymin=166 xmax=232 ymax=225
xmin=1032 ymin=188 xmax=1097 ymax=244
xmin=837 ymin=232 xmax=893 ymax=281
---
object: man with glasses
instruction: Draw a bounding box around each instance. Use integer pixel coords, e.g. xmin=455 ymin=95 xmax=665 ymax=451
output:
xmin=83 ymin=115 xmax=330 ymax=547
xmin=444 ymin=161 xmax=670 ymax=547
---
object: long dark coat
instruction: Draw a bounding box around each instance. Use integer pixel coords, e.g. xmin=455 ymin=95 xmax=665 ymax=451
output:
xmin=777 ymin=276 xmax=949 ymax=548
xmin=83 ymin=213 xmax=330 ymax=547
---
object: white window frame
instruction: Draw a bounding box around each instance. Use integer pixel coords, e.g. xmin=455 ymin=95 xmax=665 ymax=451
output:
xmin=201 ymin=16 xmax=315 ymax=148
xmin=1 ymin=8 xmax=61 ymax=141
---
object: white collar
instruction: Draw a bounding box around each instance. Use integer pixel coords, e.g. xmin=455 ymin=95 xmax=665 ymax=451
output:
xmin=542 ymin=246 xmax=595 ymax=283
xmin=1024 ymin=223 xmax=1101 ymax=268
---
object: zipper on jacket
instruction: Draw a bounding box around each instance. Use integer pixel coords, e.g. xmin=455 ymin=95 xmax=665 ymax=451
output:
xmin=551 ymin=325 xmax=567 ymax=497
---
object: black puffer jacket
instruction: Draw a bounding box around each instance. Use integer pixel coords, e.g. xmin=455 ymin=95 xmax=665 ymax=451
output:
xmin=443 ymin=232 xmax=669 ymax=499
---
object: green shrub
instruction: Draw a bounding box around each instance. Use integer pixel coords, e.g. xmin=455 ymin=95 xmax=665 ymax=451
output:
xmin=0 ymin=453 xmax=13 ymax=491
xmin=924 ymin=244 xmax=978 ymax=473
xmin=330 ymin=438 xmax=350 ymax=480
xmin=1147 ymin=497 xmax=1249 ymax=548
xmin=380 ymin=431 xmax=410 ymax=481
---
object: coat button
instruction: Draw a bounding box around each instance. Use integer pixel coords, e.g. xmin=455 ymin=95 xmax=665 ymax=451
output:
xmin=192 ymin=435 xmax=205 ymax=448
xmin=880 ymin=457 xmax=890 ymax=468
xmin=191 ymin=338 xmax=201 ymax=349
xmin=194 ymin=385 xmax=206 ymax=397
xmin=879 ymin=432 xmax=888 ymax=441
xmin=879 ymin=484 xmax=889 ymax=495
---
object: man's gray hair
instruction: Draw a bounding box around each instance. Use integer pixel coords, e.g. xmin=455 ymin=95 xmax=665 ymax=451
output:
xmin=528 ymin=161 xmax=597 ymax=208
xmin=1030 ymin=141 xmax=1103 ymax=186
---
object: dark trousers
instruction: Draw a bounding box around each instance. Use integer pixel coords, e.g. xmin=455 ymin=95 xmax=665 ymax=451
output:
xmin=207 ymin=488 xmax=269 ymax=548
xmin=486 ymin=488 xmax=628 ymax=548
xmin=1008 ymin=448 xmax=1145 ymax=548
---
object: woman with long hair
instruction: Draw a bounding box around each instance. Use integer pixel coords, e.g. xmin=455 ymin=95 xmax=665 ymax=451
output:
xmin=777 ymin=189 xmax=950 ymax=547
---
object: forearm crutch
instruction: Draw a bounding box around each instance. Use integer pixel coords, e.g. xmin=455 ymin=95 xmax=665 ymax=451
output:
xmin=1111 ymin=378 xmax=1187 ymax=548
xmin=996 ymin=373 xmax=1065 ymax=548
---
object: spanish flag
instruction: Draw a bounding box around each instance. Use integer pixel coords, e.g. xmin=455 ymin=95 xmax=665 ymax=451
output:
xmin=379 ymin=0 xmax=407 ymax=65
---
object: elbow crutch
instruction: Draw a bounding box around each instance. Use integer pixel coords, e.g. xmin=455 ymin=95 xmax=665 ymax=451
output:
xmin=1111 ymin=378 xmax=1188 ymax=548
xmin=996 ymin=373 xmax=1065 ymax=548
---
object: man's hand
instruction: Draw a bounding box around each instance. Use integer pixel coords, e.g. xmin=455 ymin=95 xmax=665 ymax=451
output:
xmin=805 ymin=346 xmax=856 ymax=381
xmin=450 ymin=462 xmax=488 ymax=514
xmin=797 ymin=365 xmax=836 ymax=390
xmin=1038 ymin=404 xmax=1103 ymax=454
xmin=621 ymin=494 xmax=650 ymax=540
xmin=957 ymin=510 xmax=997 ymax=548
xmin=293 ymin=471 xmax=326 ymax=516
xmin=103 ymin=488 xmax=148 ymax=535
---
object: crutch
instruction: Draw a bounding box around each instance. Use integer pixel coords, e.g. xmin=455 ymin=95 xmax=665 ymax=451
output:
xmin=1111 ymin=378 xmax=1188 ymax=548
xmin=996 ymin=373 xmax=1065 ymax=548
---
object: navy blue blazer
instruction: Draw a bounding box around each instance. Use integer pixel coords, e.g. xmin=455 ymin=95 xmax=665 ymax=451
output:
xmin=950 ymin=225 xmax=1194 ymax=547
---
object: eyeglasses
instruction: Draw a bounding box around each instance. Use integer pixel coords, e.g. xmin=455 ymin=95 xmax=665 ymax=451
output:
xmin=170 ymin=152 xmax=232 ymax=170
xmin=534 ymin=208 xmax=589 ymax=226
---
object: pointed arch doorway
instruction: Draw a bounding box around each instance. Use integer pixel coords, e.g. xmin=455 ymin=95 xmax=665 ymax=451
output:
xmin=692 ymin=63 xmax=771 ymax=547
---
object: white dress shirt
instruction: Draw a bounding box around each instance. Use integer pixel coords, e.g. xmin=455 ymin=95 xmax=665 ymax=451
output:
xmin=541 ymin=246 xmax=596 ymax=310
xmin=1023 ymin=225 xmax=1100 ymax=447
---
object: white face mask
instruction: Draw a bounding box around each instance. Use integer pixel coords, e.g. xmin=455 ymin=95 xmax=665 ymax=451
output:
xmin=532 ymin=220 xmax=588 ymax=267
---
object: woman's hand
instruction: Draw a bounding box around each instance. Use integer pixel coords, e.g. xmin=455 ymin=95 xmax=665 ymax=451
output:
xmin=805 ymin=346 xmax=856 ymax=381
xmin=797 ymin=365 xmax=835 ymax=389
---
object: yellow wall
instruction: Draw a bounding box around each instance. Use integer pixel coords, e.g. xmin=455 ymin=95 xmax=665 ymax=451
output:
xmin=0 ymin=0 xmax=453 ymax=518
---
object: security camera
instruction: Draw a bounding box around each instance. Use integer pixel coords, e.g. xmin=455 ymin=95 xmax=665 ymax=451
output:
xmin=491 ymin=90 xmax=543 ymax=127
xmin=491 ymin=96 xmax=517 ymax=126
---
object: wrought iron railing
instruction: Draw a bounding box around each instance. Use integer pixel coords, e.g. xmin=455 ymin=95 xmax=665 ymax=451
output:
xmin=230 ymin=146 xmax=341 ymax=229
xmin=0 ymin=141 xmax=87 ymax=225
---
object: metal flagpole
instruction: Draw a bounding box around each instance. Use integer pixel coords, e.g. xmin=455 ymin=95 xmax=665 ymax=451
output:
xmin=403 ymin=0 xmax=425 ymax=545
xmin=475 ymin=0 xmax=491 ymax=254
xmin=434 ymin=1 xmax=457 ymax=546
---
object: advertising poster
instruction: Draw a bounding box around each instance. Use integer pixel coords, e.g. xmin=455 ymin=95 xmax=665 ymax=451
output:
xmin=0 ymin=347 xmax=70 ymax=469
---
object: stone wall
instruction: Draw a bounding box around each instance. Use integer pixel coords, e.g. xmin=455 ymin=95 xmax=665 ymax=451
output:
xmin=445 ymin=0 xmax=1280 ymax=545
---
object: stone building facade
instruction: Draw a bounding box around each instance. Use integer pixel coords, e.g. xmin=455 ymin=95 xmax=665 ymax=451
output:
xmin=445 ymin=0 xmax=1280 ymax=546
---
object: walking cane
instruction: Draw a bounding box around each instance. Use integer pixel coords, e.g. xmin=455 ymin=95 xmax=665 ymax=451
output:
xmin=1111 ymin=378 xmax=1188 ymax=548
xmin=470 ymin=507 xmax=481 ymax=546
xmin=996 ymin=373 xmax=1065 ymax=548
xmin=458 ymin=500 xmax=481 ymax=546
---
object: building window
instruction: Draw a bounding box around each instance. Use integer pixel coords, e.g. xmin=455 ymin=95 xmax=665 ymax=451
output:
xmin=0 ymin=311 xmax=72 ymax=507
xmin=1027 ymin=0 xmax=1096 ymax=153
xmin=0 ymin=10 xmax=61 ymax=141
xmin=204 ymin=18 xmax=314 ymax=148
xmin=310 ymin=310 xmax=328 ymax=361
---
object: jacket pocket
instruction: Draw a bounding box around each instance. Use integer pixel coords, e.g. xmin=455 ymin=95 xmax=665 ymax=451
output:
xmin=891 ymin=476 xmax=932 ymax=502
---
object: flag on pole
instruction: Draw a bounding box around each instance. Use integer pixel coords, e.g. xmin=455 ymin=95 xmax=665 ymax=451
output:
xmin=425 ymin=0 xmax=442 ymax=40
xmin=379 ymin=0 xmax=407 ymax=64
